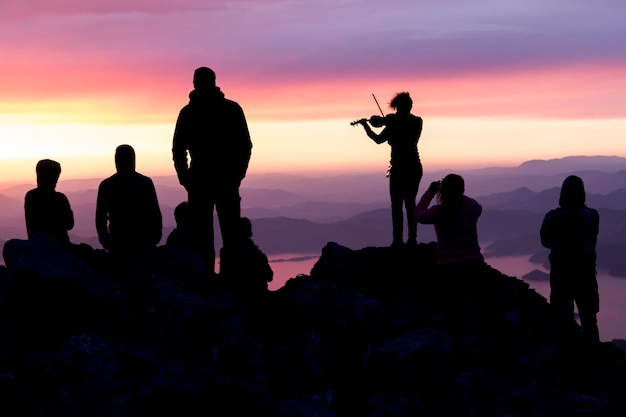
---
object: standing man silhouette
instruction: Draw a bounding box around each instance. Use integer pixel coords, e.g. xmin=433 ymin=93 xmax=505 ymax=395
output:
xmin=96 ymin=144 xmax=163 ymax=269
xmin=355 ymin=92 xmax=423 ymax=248
xmin=172 ymin=67 xmax=252 ymax=274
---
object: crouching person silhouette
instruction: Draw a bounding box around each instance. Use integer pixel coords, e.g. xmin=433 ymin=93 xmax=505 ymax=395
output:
xmin=219 ymin=217 xmax=273 ymax=301
xmin=541 ymin=175 xmax=600 ymax=345
xmin=96 ymin=145 xmax=163 ymax=271
xmin=166 ymin=201 xmax=194 ymax=248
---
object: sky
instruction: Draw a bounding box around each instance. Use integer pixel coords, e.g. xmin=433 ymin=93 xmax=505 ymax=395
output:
xmin=2 ymin=0 xmax=626 ymax=185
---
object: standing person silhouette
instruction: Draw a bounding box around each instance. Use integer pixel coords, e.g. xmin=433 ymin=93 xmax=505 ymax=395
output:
xmin=172 ymin=66 xmax=252 ymax=275
xmin=540 ymin=175 xmax=600 ymax=344
xmin=354 ymin=92 xmax=423 ymax=248
xmin=96 ymin=144 xmax=163 ymax=269
xmin=24 ymin=159 xmax=74 ymax=246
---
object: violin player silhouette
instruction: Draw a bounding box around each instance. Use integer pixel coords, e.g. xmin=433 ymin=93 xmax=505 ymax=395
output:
xmin=352 ymin=92 xmax=424 ymax=249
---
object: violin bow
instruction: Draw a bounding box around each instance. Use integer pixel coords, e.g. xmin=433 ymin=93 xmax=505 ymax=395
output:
xmin=372 ymin=93 xmax=385 ymax=117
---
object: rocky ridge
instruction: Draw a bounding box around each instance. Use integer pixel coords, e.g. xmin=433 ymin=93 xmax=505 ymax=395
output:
xmin=0 ymin=235 xmax=625 ymax=416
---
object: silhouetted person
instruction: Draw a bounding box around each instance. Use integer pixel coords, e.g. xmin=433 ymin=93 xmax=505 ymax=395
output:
xmin=172 ymin=66 xmax=252 ymax=275
xmin=541 ymin=175 xmax=600 ymax=344
xmin=219 ymin=217 xmax=273 ymax=298
xmin=166 ymin=201 xmax=194 ymax=248
xmin=414 ymin=174 xmax=486 ymax=319
xmin=24 ymin=159 xmax=74 ymax=245
xmin=414 ymin=174 xmax=484 ymax=268
xmin=96 ymin=145 xmax=162 ymax=269
xmin=354 ymin=92 xmax=423 ymax=248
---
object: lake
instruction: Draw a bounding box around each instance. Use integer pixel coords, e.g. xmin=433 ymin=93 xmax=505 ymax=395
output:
xmin=267 ymin=253 xmax=319 ymax=290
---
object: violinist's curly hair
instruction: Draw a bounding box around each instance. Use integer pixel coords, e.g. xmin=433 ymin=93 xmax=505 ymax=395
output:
xmin=390 ymin=92 xmax=412 ymax=111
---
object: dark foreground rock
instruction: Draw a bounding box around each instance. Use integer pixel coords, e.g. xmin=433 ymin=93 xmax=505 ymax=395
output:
xmin=1 ymin=237 xmax=626 ymax=417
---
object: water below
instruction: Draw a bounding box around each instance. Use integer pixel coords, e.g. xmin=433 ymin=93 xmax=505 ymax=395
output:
xmin=269 ymin=253 xmax=626 ymax=342
xmin=268 ymin=253 xmax=319 ymax=290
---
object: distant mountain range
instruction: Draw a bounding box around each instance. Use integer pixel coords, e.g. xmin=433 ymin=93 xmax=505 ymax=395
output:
xmin=1 ymin=155 xmax=626 ymax=276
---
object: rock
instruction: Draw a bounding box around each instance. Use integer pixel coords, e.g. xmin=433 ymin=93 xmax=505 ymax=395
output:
xmin=1 ymin=239 xmax=625 ymax=416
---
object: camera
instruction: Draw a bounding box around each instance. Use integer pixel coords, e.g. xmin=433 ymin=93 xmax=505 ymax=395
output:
xmin=428 ymin=180 xmax=442 ymax=193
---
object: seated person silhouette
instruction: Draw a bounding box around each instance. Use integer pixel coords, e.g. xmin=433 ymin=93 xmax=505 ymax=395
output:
xmin=219 ymin=217 xmax=273 ymax=297
xmin=24 ymin=159 xmax=74 ymax=246
xmin=166 ymin=201 xmax=194 ymax=248
xmin=96 ymin=145 xmax=162 ymax=269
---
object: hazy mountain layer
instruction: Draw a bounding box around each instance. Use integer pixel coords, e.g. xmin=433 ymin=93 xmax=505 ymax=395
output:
xmin=1 ymin=155 xmax=626 ymax=276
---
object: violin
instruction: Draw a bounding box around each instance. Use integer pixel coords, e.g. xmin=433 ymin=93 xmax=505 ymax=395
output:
xmin=350 ymin=114 xmax=394 ymax=128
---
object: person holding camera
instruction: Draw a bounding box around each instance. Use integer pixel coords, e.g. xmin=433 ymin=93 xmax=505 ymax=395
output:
xmin=413 ymin=173 xmax=483 ymax=267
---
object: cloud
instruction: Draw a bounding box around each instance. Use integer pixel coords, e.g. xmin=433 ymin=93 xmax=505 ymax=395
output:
xmin=1 ymin=0 xmax=626 ymax=121
xmin=0 ymin=0 xmax=237 ymax=19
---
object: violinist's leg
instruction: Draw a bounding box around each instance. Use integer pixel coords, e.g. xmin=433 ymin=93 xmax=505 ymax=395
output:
xmin=405 ymin=164 xmax=422 ymax=244
xmin=389 ymin=168 xmax=404 ymax=246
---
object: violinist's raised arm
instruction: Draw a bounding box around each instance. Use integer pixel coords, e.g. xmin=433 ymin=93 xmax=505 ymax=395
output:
xmin=353 ymin=115 xmax=390 ymax=144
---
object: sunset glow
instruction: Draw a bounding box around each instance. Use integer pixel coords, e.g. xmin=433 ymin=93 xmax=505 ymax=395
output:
xmin=2 ymin=0 xmax=626 ymax=184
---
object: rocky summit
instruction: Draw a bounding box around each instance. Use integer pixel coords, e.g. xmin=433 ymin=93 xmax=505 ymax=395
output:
xmin=1 ymin=235 xmax=626 ymax=417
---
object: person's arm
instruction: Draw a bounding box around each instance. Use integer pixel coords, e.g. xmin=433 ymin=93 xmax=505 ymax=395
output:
xmin=147 ymin=179 xmax=163 ymax=246
xmin=233 ymin=103 xmax=253 ymax=183
xmin=95 ymin=183 xmax=111 ymax=250
xmin=24 ymin=191 xmax=35 ymax=238
xmin=357 ymin=120 xmax=388 ymax=144
xmin=414 ymin=182 xmax=441 ymax=224
xmin=540 ymin=212 xmax=553 ymax=249
xmin=591 ymin=209 xmax=599 ymax=244
xmin=466 ymin=196 xmax=482 ymax=218
xmin=172 ymin=109 xmax=191 ymax=190
xmin=60 ymin=193 xmax=74 ymax=232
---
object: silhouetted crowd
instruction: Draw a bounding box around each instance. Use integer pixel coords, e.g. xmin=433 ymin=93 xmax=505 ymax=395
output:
xmin=5 ymin=67 xmax=602 ymax=344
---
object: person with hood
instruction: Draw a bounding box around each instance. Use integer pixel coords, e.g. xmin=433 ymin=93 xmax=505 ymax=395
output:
xmin=540 ymin=175 xmax=600 ymax=344
xmin=172 ymin=67 xmax=252 ymax=275
xmin=24 ymin=159 xmax=74 ymax=245
xmin=96 ymin=144 xmax=163 ymax=269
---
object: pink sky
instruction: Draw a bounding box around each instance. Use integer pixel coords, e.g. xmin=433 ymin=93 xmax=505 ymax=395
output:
xmin=1 ymin=0 xmax=626 ymax=182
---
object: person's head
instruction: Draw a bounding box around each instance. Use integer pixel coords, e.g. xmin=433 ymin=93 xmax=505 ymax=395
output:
xmin=559 ymin=175 xmax=586 ymax=210
xmin=193 ymin=67 xmax=216 ymax=91
xmin=239 ymin=217 xmax=253 ymax=239
xmin=174 ymin=201 xmax=191 ymax=228
xmin=115 ymin=144 xmax=136 ymax=173
xmin=36 ymin=159 xmax=62 ymax=190
xmin=438 ymin=173 xmax=465 ymax=206
xmin=390 ymin=92 xmax=413 ymax=114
